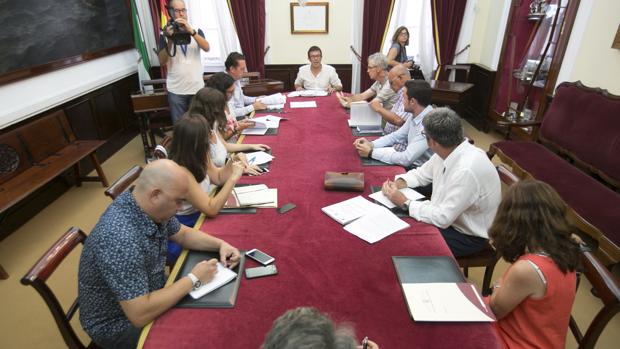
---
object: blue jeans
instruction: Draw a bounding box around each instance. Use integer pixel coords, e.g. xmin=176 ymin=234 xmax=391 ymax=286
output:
xmin=167 ymin=91 xmax=193 ymax=124
xmin=439 ymin=226 xmax=489 ymax=257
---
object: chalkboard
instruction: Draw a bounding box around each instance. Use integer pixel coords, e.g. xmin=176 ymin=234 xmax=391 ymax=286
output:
xmin=0 ymin=0 xmax=133 ymax=84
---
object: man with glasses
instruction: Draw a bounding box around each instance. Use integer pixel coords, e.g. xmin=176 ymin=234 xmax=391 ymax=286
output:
xmin=158 ymin=0 xmax=210 ymax=123
xmin=381 ymin=107 xmax=501 ymax=257
xmin=294 ymin=46 xmax=342 ymax=93
xmin=354 ymin=79 xmax=434 ymax=168
xmin=337 ymin=52 xmax=397 ymax=110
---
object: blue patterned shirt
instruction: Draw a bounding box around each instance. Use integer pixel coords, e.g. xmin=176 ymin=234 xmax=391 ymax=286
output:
xmin=78 ymin=190 xmax=181 ymax=343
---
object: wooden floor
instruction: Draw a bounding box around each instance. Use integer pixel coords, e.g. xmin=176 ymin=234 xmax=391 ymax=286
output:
xmin=0 ymin=123 xmax=617 ymax=348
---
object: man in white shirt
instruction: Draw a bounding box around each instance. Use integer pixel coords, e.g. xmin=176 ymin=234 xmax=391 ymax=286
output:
xmin=294 ymin=46 xmax=342 ymax=93
xmin=382 ymin=107 xmax=501 ymax=257
xmin=158 ymin=0 xmax=210 ymax=123
xmin=225 ymin=52 xmax=266 ymax=117
xmin=354 ymin=79 xmax=433 ymax=168
xmin=337 ymin=52 xmax=397 ymax=110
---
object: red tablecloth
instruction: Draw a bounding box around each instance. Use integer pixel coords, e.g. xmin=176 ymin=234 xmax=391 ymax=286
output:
xmin=142 ymin=95 xmax=500 ymax=348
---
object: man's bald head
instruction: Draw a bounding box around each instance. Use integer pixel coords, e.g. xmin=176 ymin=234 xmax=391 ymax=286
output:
xmin=388 ymin=64 xmax=411 ymax=92
xmin=135 ymin=159 xmax=186 ymax=193
xmin=134 ymin=159 xmax=189 ymax=223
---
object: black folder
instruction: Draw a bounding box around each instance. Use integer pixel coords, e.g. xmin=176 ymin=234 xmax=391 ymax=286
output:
xmin=352 ymin=128 xmax=384 ymax=137
xmin=392 ymin=256 xmax=466 ymax=284
xmin=360 ymin=156 xmax=392 ymax=166
xmin=370 ymin=186 xmax=408 ymax=217
xmin=174 ymin=250 xmax=246 ymax=308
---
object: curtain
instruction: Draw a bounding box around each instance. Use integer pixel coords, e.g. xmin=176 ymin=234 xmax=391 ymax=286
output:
xmin=228 ymin=0 xmax=266 ymax=77
xmin=351 ymin=0 xmax=364 ymax=93
xmin=431 ymin=0 xmax=467 ymax=80
xmin=360 ymin=0 xmax=394 ymax=91
xmin=382 ymin=0 xmax=436 ymax=81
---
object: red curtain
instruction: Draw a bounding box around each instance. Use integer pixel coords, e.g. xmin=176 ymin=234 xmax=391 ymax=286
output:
xmin=228 ymin=0 xmax=266 ymax=77
xmin=360 ymin=0 xmax=394 ymax=91
xmin=431 ymin=0 xmax=467 ymax=80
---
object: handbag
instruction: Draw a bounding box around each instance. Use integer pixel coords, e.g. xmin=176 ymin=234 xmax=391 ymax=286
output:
xmin=324 ymin=171 xmax=364 ymax=192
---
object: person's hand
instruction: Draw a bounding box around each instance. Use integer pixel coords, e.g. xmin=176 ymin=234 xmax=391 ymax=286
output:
xmin=236 ymin=120 xmax=255 ymax=132
xmin=243 ymin=164 xmax=264 ymax=176
xmin=230 ymin=161 xmax=244 ymax=181
xmin=164 ymin=23 xmax=175 ymax=38
xmin=394 ymin=178 xmax=408 ymax=189
xmin=296 ymin=86 xmax=304 ymax=91
xmin=327 ymin=86 xmax=335 ymax=94
xmin=404 ymin=60 xmax=414 ymax=69
xmin=253 ymin=100 xmax=267 ymax=111
xmin=251 ymin=144 xmax=271 ymax=151
xmin=369 ymin=99 xmax=382 ymax=112
xmin=173 ymin=17 xmax=193 ymax=33
xmin=355 ymin=141 xmax=372 ymax=158
xmin=382 ymin=180 xmax=407 ymax=206
xmin=357 ymin=340 xmax=380 ymax=349
xmin=191 ymin=259 xmax=218 ymax=284
xmin=353 ymin=137 xmax=369 ymax=146
xmin=219 ymin=242 xmax=240 ymax=268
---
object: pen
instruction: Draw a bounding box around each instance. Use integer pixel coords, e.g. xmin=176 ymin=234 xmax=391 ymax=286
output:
xmin=248 ymin=156 xmax=255 ymax=164
xmin=362 ymin=336 xmax=369 ymax=349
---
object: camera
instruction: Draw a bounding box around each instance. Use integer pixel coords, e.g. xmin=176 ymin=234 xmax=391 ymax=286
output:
xmin=165 ymin=8 xmax=191 ymax=45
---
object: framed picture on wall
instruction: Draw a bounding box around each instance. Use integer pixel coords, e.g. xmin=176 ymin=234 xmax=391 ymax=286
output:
xmin=290 ymin=2 xmax=329 ymax=34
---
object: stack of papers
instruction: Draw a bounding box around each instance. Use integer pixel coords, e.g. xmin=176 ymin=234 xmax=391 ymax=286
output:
xmin=288 ymin=90 xmax=329 ymax=97
xmin=348 ymin=101 xmax=381 ymax=127
xmin=246 ymin=151 xmax=274 ymax=165
xmin=290 ymin=101 xmax=317 ymax=108
xmin=369 ymin=188 xmax=425 ymax=209
xmin=241 ymin=115 xmax=283 ymax=135
xmin=189 ymin=263 xmax=238 ymax=299
xmin=321 ymin=196 xmax=409 ymax=243
xmin=230 ymin=184 xmax=278 ymax=208
xmin=257 ymin=93 xmax=286 ymax=105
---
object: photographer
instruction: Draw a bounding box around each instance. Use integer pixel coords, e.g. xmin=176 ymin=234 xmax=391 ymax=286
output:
xmin=158 ymin=0 xmax=210 ymax=123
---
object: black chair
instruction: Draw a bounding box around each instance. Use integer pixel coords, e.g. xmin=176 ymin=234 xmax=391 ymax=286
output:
xmin=21 ymin=227 xmax=101 ymax=349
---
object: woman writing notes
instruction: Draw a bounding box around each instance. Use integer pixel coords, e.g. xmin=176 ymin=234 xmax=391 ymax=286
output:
xmin=487 ymin=180 xmax=580 ymax=348
xmin=387 ymin=26 xmax=414 ymax=68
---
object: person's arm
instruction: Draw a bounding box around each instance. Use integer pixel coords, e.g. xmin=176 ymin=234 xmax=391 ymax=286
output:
xmin=489 ymin=260 xmax=544 ymax=319
xmin=394 ymin=156 xmax=436 ymax=190
xmin=294 ymin=68 xmax=305 ymax=90
xmin=157 ymin=30 xmax=174 ymax=66
xmin=407 ymin=169 xmax=478 ymax=227
xmin=193 ymin=29 xmax=210 ymax=52
xmin=183 ymin=167 xmax=237 ymax=217
xmin=349 ymin=88 xmax=376 ymax=102
xmin=169 ymin=225 xmax=240 ymax=267
xmin=329 ymin=69 xmax=343 ymax=92
xmin=372 ymin=117 xmax=411 ymax=149
xmin=386 ymin=46 xmax=400 ymax=67
xmin=206 ymin=156 xmax=242 ymax=186
xmin=370 ymin=100 xmax=405 ymax=126
xmin=372 ymin=124 xmax=428 ymax=167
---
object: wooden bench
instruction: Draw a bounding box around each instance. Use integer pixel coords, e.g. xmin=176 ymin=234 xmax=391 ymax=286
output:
xmin=488 ymin=81 xmax=620 ymax=265
xmin=0 ymin=110 xmax=108 ymax=279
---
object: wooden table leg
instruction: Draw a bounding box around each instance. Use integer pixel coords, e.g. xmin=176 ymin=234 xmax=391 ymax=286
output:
xmin=0 ymin=264 xmax=8 ymax=279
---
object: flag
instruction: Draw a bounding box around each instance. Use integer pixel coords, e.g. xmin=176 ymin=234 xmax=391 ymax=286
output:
xmin=131 ymin=0 xmax=152 ymax=87
xmin=160 ymin=0 xmax=169 ymax=29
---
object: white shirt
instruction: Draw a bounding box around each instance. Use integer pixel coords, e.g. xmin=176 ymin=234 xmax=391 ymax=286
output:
xmin=294 ymin=64 xmax=342 ymax=91
xmin=372 ymin=105 xmax=434 ymax=167
xmin=164 ymin=31 xmax=205 ymax=95
xmin=396 ymin=141 xmax=501 ymax=239
xmin=230 ymin=78 xmax=256 ymax=117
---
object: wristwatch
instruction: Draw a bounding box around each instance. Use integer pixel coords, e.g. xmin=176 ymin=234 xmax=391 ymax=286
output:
xmin=187 ymin=273 xmax=201 ymax=290
xmin=401 ymin=199 xmax=412 ymax=211
xmin=191 ymin=29 xmax=197 ymax=36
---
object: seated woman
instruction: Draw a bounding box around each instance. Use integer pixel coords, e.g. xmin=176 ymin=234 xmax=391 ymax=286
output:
xmin=205 ymin=72 xmax=254 ymax=140
xmin=387 ymin=26 xmax=413 ymax=69
xmin=488 ymin=180 xmax=580 ymax=348
xmin=168 ymin=114 xmax=244 ymax=228
xmin=189 ymin=87 xmax=270 ymax=176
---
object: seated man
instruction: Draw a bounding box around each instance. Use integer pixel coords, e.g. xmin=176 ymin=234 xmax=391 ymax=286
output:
xmin=78 ymin=159 xmax=241 ymax=349
xmin=337 ymin=52 xmax=397 ymax=110
xmin=294 ymin=46 xmax=342 ymax=93
xmin=354 ymin=79 xmax=434 ymax=168
xmin=372 ymin=64 xmax=413 ymax=145
xmin=382 ymin=108 xmax=501 ymax=257
xmin=225 ymin=52 xmax=266 ymax=117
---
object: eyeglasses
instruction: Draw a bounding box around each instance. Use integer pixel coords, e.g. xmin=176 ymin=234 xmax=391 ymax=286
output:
xmin=399 ymin=32 xmax=409 ymax=36
xmin=309 ymin=54 xmax=322 ymax=59
xmin=173 ymin=8 xmax=187 ymax=14
xmin=421 ymin=130 xmax=429 ymax=140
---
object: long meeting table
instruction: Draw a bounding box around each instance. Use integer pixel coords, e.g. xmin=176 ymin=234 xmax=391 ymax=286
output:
xmin=138 ymin=94 xmax=500 ymax=348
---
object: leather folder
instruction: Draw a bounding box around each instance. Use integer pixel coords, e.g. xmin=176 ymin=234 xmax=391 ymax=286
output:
xmin=392 ymin=256 xmax=465 ymax=283
xmin=324 ymin=171 xmax=364 ymax=192
xmin=174 ymin=250 xmax=246 ymax=308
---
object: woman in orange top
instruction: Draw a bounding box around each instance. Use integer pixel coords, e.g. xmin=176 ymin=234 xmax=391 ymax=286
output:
xmin=488 ymin=180 xmax=580 ymax=349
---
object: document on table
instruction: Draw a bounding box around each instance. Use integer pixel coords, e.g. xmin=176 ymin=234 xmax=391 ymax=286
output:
xmin=252 ymin=115 xmax=282 ymax=128
xmin=235 ymin=187 xmax=277 ymax=207
xmin=321 ymin=196 xmax=380 ymax=225
xmin=369 ymin=188 xmax=426 ymax=209
xmin=233 ymin=184 xmax=268 ymax=194
xmin=189 ymin=263 xmax=238 ymax=299
xmin=246 ymin=151 xmax=275 ymax=165
xmin=290 ymin=101 xmax=317 ymax=108
xmin=343 ymin=206 xmax=410 ymax=243
xmin=257 ymin=93 xmax=286 ymax=105
xmin=401 ymin=283 xmax=495 ymax=322
xmin=288 ymin=90 xmax=329 ymax=97
xmin=356 ymin=125 xmax=383 ymax=134
xmin=348 ymin=101 xmax=381 ymax=127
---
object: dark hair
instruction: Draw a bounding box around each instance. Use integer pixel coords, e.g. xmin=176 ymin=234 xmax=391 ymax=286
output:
xmin=489 ymin=180 xmax=580 ymax=273
xmin=168 ymin=115 xmax=209 ymax=183
xmin=422 ymin=107 xmax=464 ymax=147
xmin=225 ymin=52 xmax=245 ymax=71
xmin=187 ymin=87 xmax=227 ymax=134
xmin=404 ymin=80 xmax=431 ymax=107
xmin=263 ymin=307 xmax=356 ymax=349
xmin=391 ymin=26 xmax=409 ymax=46
xmin=205 ymin=72 xmax=234 ymax=95
xmin=307 ymin=46 xmax=322 ymax=58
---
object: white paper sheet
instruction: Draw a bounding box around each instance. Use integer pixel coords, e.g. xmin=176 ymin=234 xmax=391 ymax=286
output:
xmin=401 ymin=283 xmax=495 ymax=322
xmin=288 ymin=90 xmax=329 ymax=97
xmin=257 ymin=93 xmax=286 ymax=105
xmin=369 ymin=188 xmax=426 ymax=209
xmin=349 ymin=101 xmax=381 ymax=126
xmin=343 ymin=206 xmax=410 ymax=243
xmin=321 ymin=196 xmax=380 ymax=225
xmin=189 ymin=263 xmax=237 ymax=299
xmin=252 ymin=115 xmax=282 ymax=128
xmin=235 ymin=188 xmax=277 ymax=206
xmin=290 ymin=101 xmax=318 ymax=108
xmin=233 ymin=184 xmax=268 ymax=194
xmin=245 ymin=151 xmax=274 ymax=165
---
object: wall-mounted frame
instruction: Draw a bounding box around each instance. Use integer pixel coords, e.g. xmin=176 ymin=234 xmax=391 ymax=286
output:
xmin=613 ymin=24 xmax=620 ymax=49
xmin=290 ymin=2 xmax=329 ymax=34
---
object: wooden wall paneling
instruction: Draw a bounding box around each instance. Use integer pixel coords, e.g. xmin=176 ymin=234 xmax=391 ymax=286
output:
xmin=463 ymin=64 xmax=496 ymax=132
xmin=264 ymin=64 xmax=352 ymax=92
xmin=93 ymin=89 xmax=123 ymax=139
xmin=65 ymin=100 xmax=99 ymax=140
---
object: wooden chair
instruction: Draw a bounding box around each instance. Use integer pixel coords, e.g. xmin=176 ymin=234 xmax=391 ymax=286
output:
xmin=104 ymin=165 xmax=143 ymax=200
xmin=21 ymin=227 xmax=101 ymax=349
xmin=0 ymin=264 xmax=8 ymax=280
xmin=569 ymin=249 xmax=620 ymax=349
xmin=458 ymin=164 xmax=520 ymax=296
xmin=444 ymin=64 xmax=471 ymax=83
